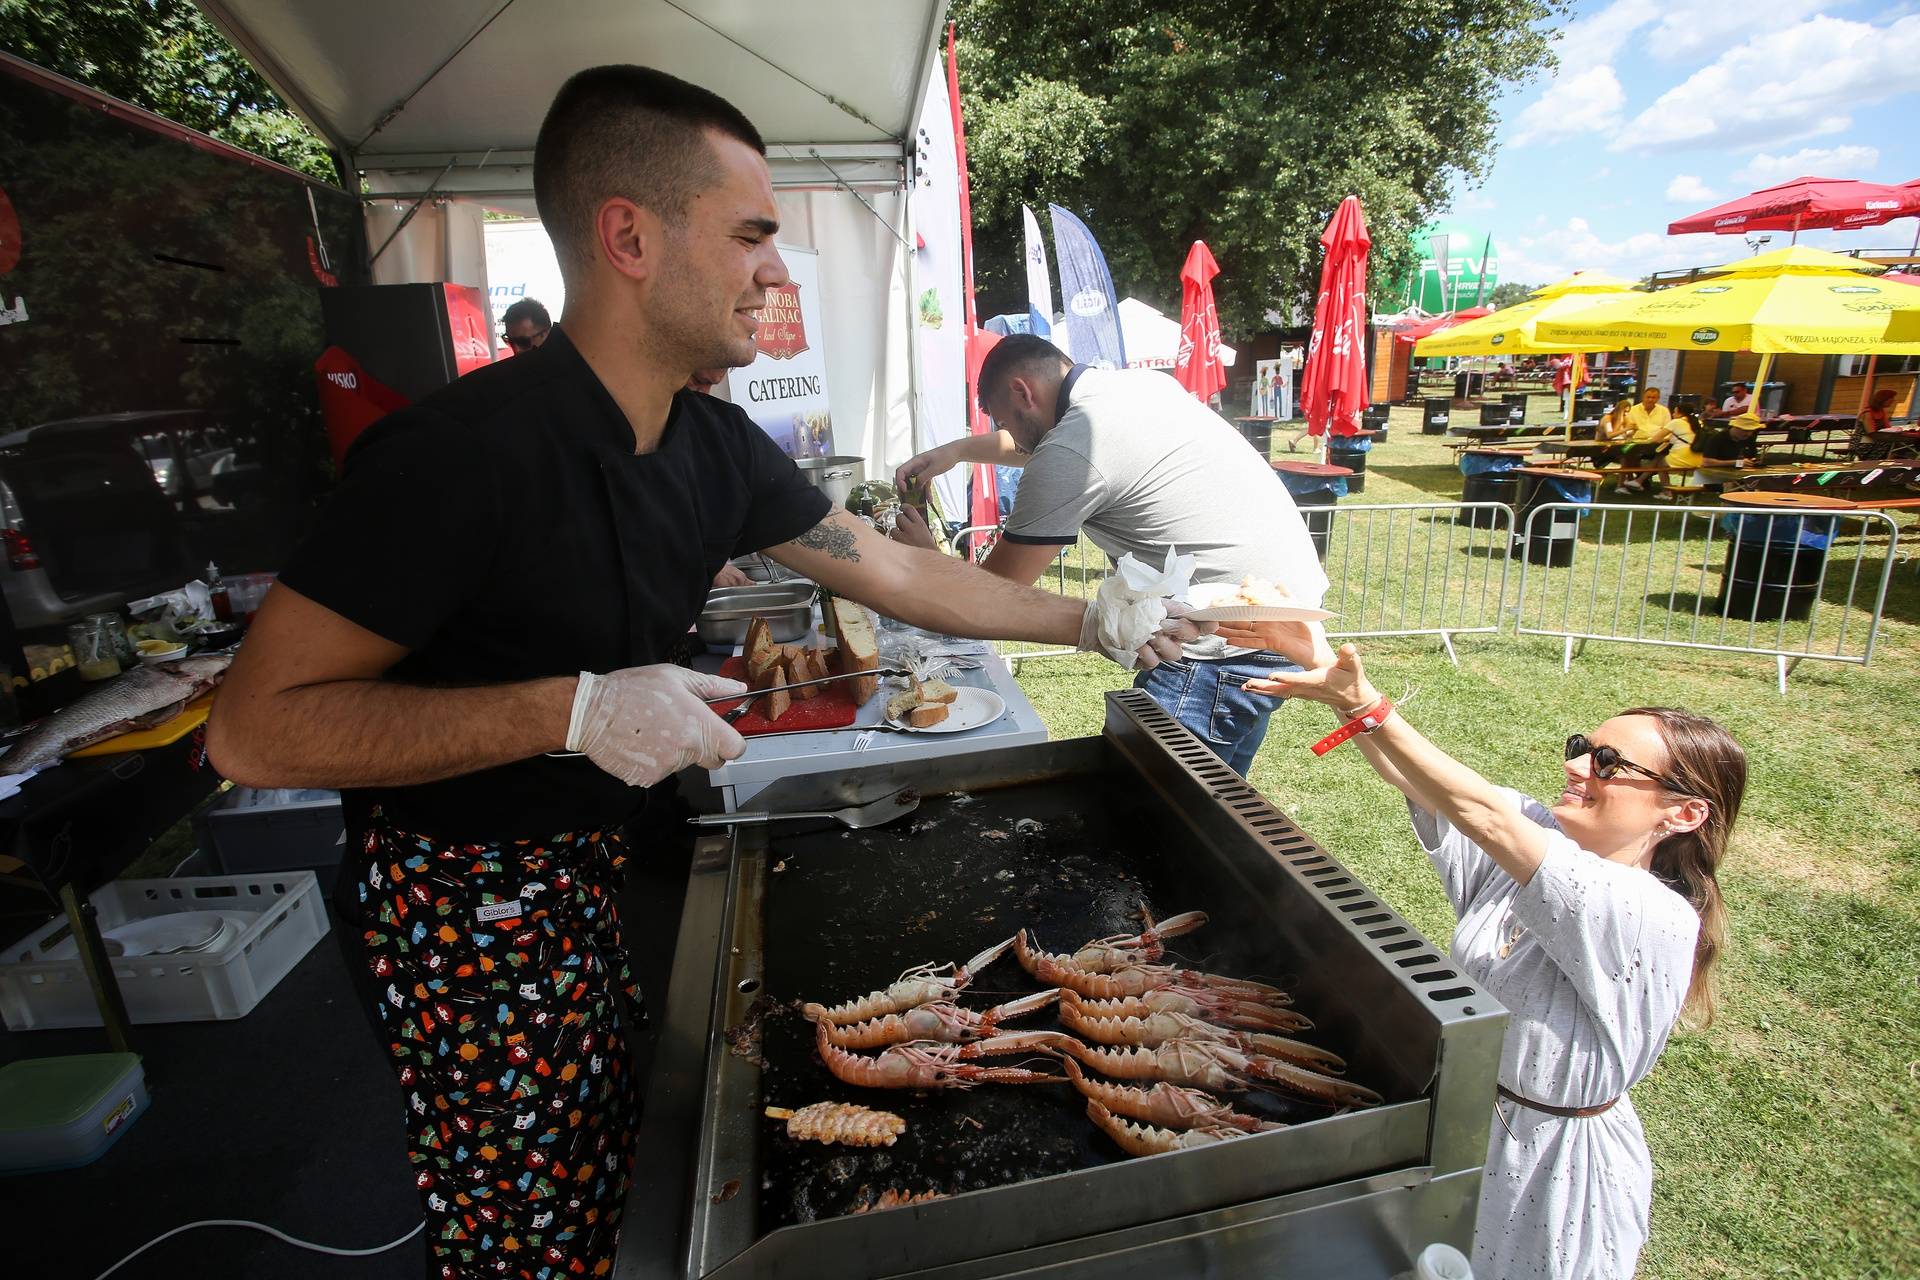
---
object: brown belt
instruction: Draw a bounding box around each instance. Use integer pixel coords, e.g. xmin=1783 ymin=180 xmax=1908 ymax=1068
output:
xmin=1498 ymin=1084 xmax=1620 ymax=1119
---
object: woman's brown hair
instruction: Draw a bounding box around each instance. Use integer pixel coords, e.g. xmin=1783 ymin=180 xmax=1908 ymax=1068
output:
xmin=1621 ymin=707 xmax=1746 ymax=1029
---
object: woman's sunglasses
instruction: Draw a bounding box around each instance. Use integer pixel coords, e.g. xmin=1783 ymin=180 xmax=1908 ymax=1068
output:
xmin=1564 ymin=734 xmax=1688 ymax=794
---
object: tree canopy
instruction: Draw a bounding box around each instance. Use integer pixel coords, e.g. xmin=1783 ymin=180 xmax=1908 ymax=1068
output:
xmin=1485 ymin=280 xmax=1535 ymax=309
xmin=953 ymin=0 xmax=1564 ymax=336
xmin=0 ymin=0 xmax=336 ymax=182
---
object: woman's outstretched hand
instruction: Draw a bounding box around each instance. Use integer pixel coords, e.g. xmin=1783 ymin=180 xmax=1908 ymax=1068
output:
xmin=1212 ymin=619 xmax=1331 ymax=669
xmin=1242 ymin=642 xmax=1379 ymax=710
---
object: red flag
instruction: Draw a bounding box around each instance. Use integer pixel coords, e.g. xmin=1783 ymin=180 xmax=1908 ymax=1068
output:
xmin=1301 ymin=197 xmax=1372 ymax=438
xmin=947 ymin=24 xmax=999 ymax=532
xmin=1174 ymin=240 xmax=1226 ymax=401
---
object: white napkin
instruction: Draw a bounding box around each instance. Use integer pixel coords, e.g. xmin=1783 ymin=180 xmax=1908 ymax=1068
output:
xmin=1090 ymin=548 xmax=1196 ymax=667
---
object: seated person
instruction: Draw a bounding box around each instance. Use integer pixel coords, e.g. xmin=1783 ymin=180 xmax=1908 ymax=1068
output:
xmin=1658 ymin=411 xmax=1707 ymax=491
xmin=1695 ymin=412 xmax=1763 ymax=487
xmin=1612 ymin=388 xmax=1675 ymax=491
xmin=1713 ymin=382 xmax=1753 ymax=418
xmin=1853 ymin=388 xmax=1901 ymax=460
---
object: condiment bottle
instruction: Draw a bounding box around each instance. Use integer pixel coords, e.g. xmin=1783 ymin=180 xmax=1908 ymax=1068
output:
xmin=206 ymin=561 xmax=233 ymax=622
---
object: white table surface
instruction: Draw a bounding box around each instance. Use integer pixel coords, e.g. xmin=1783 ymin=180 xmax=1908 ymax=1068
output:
xmin=697 ymin=620 xmax=1050 ymax=811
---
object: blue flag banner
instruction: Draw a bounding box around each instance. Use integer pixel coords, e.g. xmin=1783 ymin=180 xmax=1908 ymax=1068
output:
xmin=1048 ymin=204 xmax=1126 ymax=368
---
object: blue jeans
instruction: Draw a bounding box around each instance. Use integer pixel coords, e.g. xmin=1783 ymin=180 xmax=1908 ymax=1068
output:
xmin=1133 ymin=651 xmax=1301 ymax=775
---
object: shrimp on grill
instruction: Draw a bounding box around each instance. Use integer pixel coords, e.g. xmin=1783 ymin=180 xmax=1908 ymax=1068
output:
xmin=1059 ymin=989 xmax=1346 ymax=1074
xmin=1066 ymin=907 xmax=1209 ymax=973
xmin=1085 ymin=1099 xmax=1245 ymax=1157
xmin=812 ymin=989 xmax=1063 ymax=1050
xmin=1055 ymin=1037 xmax=1383 ymax=1109
xmin=1013 ymin=930 xmax=1295 ymax=1008
xmin=1065 ymin=988 xmax=1312 ymax=1034
xmin=804 ymin=936 xmax=1014 ymax=1026
xmin=814 ymin=1022 xmax=1074 ymax=1090
xmin=764 ymin=1101 xmax=905 ymax=1147
xmin=1062 ymin=1058 xmax=1281 ymax=1134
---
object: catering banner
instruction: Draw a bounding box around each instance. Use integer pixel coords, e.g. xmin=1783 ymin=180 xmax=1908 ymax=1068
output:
xmin=727 ymin=245 xmax=835 ymax=458
xmin=1021 ymin=204 xmax=1055 ymax=343
xmin=480 ymin=219 xmax=566 ymax=335
xmin=1049 ymin=204 xmax=1126 ymax=368
xmin=913 ymin=65 xmax=971 ymax=523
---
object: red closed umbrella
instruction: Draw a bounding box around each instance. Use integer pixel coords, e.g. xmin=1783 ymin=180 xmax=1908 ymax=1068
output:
xmin=1666 ymin=175 xmax=1920 ymax=239
xmin=1301 ymin=196 xmax=1372 ymax=439
xmin=1174 ymin=240 xmax=1226 ymax=402
xmin=1392 ymin=307 xmax=1491 ymax=344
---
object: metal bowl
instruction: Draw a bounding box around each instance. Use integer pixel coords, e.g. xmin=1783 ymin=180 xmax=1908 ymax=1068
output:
xmin=695 ymin=580 xmax=817 ymax=648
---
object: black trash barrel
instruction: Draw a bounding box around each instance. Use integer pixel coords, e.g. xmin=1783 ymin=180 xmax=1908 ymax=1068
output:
xmin=1574 ymin=395 xmax=1609 ymax=423
xmin=1719 ymin=515 xmax=1831 ymax=621
xmin=1362 ymin=405 xmax=1390 ymax=443
xmin=1461 ymin=470 xmax=1519 ymax=527
xmin=1327 ymin=440 xmax=1370 ymax=493
xmin=1501 ymin=392 xmax=1529 ymax=424
xmin=1511 ymin=469 xmax=1591 ymax=567
xmin=1454 ymin=370 xmax=1484 ymax=399
xmin=1273 ymin=462 xmax=1346 ymax=561
xmin=1422 ymin=397 xmax=1452 ymax=434
xmin=1478 ymin=403 xmax=1510 ymax=426
xmin=1234 ymin=417 xmax=1273 ymax=458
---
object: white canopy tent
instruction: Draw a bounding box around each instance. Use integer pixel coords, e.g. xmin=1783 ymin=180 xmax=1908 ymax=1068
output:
xmin=1116 ymin=297 xmax=1236 ymax=372
xmin=194 ymin=0 xmax=951 ymax=471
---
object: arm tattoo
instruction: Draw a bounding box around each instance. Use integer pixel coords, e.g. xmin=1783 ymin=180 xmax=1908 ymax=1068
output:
xmin=792 ymin=519 xmax=861 ymax=562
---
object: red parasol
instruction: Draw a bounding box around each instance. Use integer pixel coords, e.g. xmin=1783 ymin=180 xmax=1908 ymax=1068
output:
xmin=1174 ymin=240 xmax=1226 ymax=401
xmin=1301 ymin=196 xmax=1371 ymax=439
xmin=1666 ymin=175 xmax=1920 ymax=239
xmin=1392 ymin=307 xmax=1491 ymax=344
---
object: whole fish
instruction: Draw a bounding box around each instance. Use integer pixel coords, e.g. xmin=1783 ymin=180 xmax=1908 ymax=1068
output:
xmin=4 ymin=656 xmax=231 ymax=772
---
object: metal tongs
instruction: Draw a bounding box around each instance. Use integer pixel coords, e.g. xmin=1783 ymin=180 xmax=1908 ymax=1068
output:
xmin=706 ymin=668 xmax=912 ymax=723
xmin=690 ymin=788 xmax=921 ymax=830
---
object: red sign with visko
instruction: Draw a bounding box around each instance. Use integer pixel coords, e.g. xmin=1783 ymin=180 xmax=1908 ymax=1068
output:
xmin=442 ymin=283 xmax=496 ymax=375
xmin=754 ymin=282 xmax=809 ymax=360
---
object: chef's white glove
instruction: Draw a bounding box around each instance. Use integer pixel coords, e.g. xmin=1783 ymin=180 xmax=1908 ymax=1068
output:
xmin=1077 ymin=598 xmax=1208 ymax=670
xmin=565 ymin=665 xmax=749 ymax=787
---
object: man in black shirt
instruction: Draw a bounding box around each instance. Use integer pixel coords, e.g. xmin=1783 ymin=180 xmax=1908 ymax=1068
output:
xmin=208 ymin=66 xmax=1194 ymax=1278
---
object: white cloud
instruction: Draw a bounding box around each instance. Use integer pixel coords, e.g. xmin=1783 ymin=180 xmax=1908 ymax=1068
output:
xmin=1511 ymin=64 xmax=1626 ymax=146
xmin=1499 ymin=218 xmax=1735 ymax=284
xmin=1664 ymin=175 xmax=1717 ymax=204
xmin=1454 ymin=191 xmax=1498 ymax=212
xmin=1618 ymin=16 xmax=1920 ymax=152
xmin=1567 ymin=0 xmax=1660 ymax=61
xmin=1736 ymin=145 xmax=1882 ymax=185
xmin=1644 ymin=0 xmax=1828 ymax=62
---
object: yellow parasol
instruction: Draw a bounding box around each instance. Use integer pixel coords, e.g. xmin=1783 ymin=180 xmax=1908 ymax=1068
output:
xmin=1412 ymin=271 xmax=1641 ymax=357
xmin=1534 ymin=247 xmax=1920 ymax=363
xmin=1414 ymin=271 xmax=1642 ymax=438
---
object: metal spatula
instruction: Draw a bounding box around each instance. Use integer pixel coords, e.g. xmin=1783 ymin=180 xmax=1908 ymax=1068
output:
xmin=689 ymin=788 xmax=920 ymax=830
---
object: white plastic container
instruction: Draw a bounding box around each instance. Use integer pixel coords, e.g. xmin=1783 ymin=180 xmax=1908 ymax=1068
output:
xmin=0 ymin=1052 xmax=149 ymax=1173
xmin=0 ymin=871 xmax=329 ymax=1030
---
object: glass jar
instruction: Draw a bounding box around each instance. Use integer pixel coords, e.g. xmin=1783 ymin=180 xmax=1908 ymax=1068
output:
xmin=85 ymin=611 xmax=136 ymax=666
xmin=68 ymin=618 xmax=122 ymax=681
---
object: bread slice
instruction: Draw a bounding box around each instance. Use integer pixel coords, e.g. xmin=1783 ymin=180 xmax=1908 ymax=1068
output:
xmin=824 ymin=597 xmax=880 ymax=705
xmin=762 ymin=661 xmax=792 ymax=723
xmin=884 ymin=688 xmax=921 ymax=722
xmin=788 ymin=648 xmax=823 ymax=700
xmin=908 ymin=702 xmax=949 ymax=728
xmin=747 ymin=644 xmax=783 ymax=692
xmin=745 ymin=617 xmax=777 ymax=670
xmin=917 ymin=678 xmax=957 ymax=706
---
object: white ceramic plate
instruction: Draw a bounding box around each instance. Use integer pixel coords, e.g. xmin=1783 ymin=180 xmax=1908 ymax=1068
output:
xmin=886 ymin=685 xmax=1006 ymax=734
xmin=1182 ymin=583 xmax=1334 ymax=623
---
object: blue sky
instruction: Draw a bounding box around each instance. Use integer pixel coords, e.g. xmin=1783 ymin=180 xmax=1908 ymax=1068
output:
xmin=1442 ymin=0 xmax=1920 ymax=286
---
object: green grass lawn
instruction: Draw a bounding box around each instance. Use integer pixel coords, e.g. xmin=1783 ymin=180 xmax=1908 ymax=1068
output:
xmin=1011 ymin=400 xmax=1920 ymax=1280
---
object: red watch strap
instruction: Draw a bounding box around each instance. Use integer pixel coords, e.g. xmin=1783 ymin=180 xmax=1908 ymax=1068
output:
xmin=1310 ymin=696 xmax=1395 ymax=756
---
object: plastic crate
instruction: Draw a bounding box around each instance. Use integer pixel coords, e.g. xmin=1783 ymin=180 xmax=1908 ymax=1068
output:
xmin=0 ymin=871 xmax=329 ymax=1030
xmin=198 ymin=786 xmax=345 ymax=875
xmin=0 ymin=1052 xmax=149 ymax=1173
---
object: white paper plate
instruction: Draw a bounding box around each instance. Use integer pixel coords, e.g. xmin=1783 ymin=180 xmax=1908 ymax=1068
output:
xmin=1182 ymin=584 xmax=1333 ymax=623
xmin=886 ymin=686 xmax=1007 ymax=734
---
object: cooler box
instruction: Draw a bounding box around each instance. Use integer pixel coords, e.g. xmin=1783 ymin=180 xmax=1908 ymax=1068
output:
xmin=0 ymin=1052 xmax=149 ymax=1173
xmin=198 ymin=787 xmax=346 ymax=876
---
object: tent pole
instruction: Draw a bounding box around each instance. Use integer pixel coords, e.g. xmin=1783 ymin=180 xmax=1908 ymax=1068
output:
xmin=1858 ymin=352 xmax=1879 ymax=411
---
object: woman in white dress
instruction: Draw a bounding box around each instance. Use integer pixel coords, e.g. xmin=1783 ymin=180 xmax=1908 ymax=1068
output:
xmin=1221 ymin=637 xmax=1744 ymax=1280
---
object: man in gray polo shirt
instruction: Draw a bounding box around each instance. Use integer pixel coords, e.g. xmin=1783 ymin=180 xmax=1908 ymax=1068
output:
xmin=894 ymin=334 xmax=1331 ymax=775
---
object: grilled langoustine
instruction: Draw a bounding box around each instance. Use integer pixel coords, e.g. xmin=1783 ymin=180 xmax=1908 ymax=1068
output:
xmin=1062 ymin=987 xmax=1312 ymax=1034
xmin=1058 ymin=989 xmax=1346 ymax=1074
xmin=1013 ymin=930 xmax=1295 ymax=1006
xmin=764 ymin=1101 xmax=906 ymax=1147
xmin=812 ymin=989 xmax=1062 ymax=1050
xmin=813 ymin=1021 xmax=1072 ymax=1090
xmin=804 ymin=936 xmax=1014 ymax=1026
xmin=1062 ymin=1058 xmax=1281 ymax=1135
xmin=1084 ymin=1098 xmax=1246 ymax=1157
xmin=1065 ymin=908 xmax=1209 ymax=973
xmin=1054 ymin=1037 xmax=1382 ymax=1109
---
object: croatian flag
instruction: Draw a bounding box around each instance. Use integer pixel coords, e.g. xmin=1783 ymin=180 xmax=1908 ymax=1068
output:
xmin=1048 ymin=204 xmax=1126 ymax=368
xmin=1021 ymin=204 xmax=1055 ymax=343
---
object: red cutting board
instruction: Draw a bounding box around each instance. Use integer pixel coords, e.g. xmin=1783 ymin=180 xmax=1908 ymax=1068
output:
xmin=711 ymin=655 xmax=862 ymax=735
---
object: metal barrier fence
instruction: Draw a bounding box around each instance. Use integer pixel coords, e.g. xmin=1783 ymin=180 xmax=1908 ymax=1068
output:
xmin=1512 ymin=502 xmax=1899 ymax=694
xmin=1302 ymin=502 xmax=1514 ymax=664
xmin=949 ymin=501 xmax=1900 ymax=691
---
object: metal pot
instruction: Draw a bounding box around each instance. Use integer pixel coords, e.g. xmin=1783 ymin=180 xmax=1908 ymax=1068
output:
xmin=792 ymin=456 xmax=864 ymax=511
